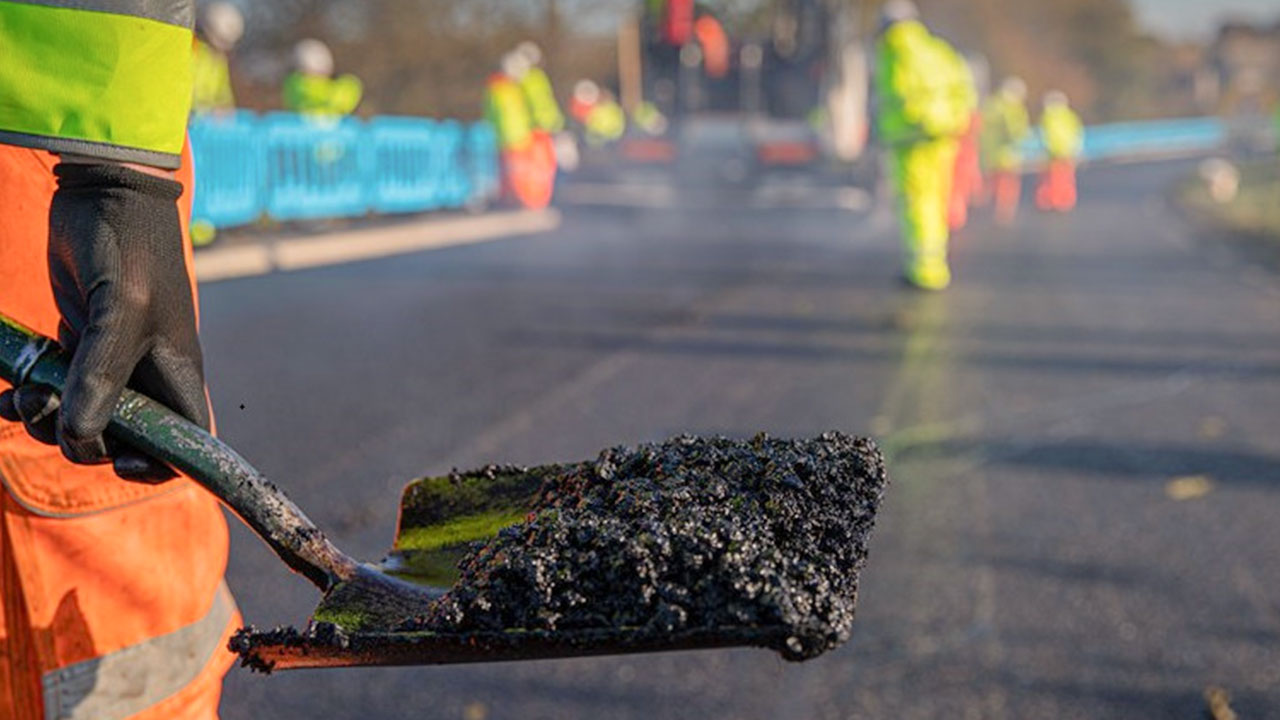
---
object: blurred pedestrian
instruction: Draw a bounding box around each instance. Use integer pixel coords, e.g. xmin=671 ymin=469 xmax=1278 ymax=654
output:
xmin=0 ymin=2 xmax=238 ymax=717
xmin=487 ymin=52 xmax=556 ymax=208
xmin=283 ymin=38 xmax=363 ymax=117
xmin=980 ymin=76 xmax=1030 ymax=225
xmin=875 ymin=0 xmax=973 ymax=290
xmin=1035 ymin=90 xmax=1084 ymax=213
xmin=192 ymin=2 xmax=243 ymax=114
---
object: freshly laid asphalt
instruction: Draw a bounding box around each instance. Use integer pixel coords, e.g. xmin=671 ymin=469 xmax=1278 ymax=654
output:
xmin=201 ymin=146 xmax=1280 ymax=718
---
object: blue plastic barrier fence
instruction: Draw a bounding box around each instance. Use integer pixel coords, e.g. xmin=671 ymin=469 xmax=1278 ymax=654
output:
xmin=192 ymin=114 xmax=499 ymax=230
xmin=1080 ymin=117 xmax=1226 ymax=161
xmin=262 ymin=113 xmax=369 ymax=221
xmin=369 ymin=116 xmax=444 ymax=214
xmin=191 ymin=111 xmax=264 ymax=229
xmin=466 ymin=122 xmax=501 ymax=203
xmin=1022 ymin=116 xmax=1227 ymax=163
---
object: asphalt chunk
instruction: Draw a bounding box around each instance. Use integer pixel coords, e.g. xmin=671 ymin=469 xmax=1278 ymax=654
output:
xmin=409 ymin=432 xmax=887 ymax=661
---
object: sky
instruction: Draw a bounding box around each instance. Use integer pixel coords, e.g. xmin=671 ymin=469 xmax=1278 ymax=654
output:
xmin=1130 ymin=0 xmax=1280 ymax=40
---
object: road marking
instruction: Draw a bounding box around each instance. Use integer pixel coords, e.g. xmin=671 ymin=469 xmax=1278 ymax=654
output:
xmin=194 ymin=209 xmax=561 ymax=283
xmin=1165 ymin=474 xmax=1214 ymax=501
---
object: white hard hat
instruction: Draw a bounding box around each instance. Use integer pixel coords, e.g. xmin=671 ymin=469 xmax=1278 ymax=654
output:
xmin=200 ymin=2 xmax=244 ymax=51
xmin=879 ymin=0 xmax=919 ymax=30
xmin=516 ymin=41 xmax=543 ymax=67
xmin=1044 ymin=90 xmax=1068 ymax=107
xmin=573 ymin=79 xmax=600 ymax=106
xmin=1001 ymin=76 xmax=1027 ymax=102
xmin=294 ymin=38 xmax=334 ymax=77
xmin=501 ymin=51 xmax=531 ymax=80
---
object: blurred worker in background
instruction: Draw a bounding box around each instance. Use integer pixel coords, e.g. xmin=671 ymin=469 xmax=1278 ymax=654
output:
xmin=513 ymin=41 xmax=579 ymax=173
xmin=948 ymin=57 xmax=984 ymax=231
xmin=571 ymin=80 xmax=628 ymax=148
xmin=514 ymin=42 xmax=564 ymax=135
xmin=283 ymin=38 xmax=363 ymax=117
xmin=980 ymin=76 xmax=1030 ymax=225
xmin=191 ymin=2 xmax=243 ymax=114
xmin=694 ymin=13 xmax=731 ymax=80
xmin=487 ymin=51 xmax=556 ymax=208
xmin=1035 ymin=90 xmax=1084 ymax=213
xmin=875 ymin=0 xmax=974 ymax=291
xmin=0 ymin=2 xmax=238 ymax=718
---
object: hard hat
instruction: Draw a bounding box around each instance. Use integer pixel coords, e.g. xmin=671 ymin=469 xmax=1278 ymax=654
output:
xmin=573 ymin=80 xmax=600 ymax=106
xmin=294 ymin=38 xmax=334 ymax=76
xmin=516 ymin=41 xmax=543 ymax=67
xmin=879 ymin=0 xmax=919 ymax=30
xmin=1044 ymin=90 xmax=1068 ymax=107
xmin=200 ymin=2 xmax=244 ymax=51
xmin=1000 ymin=76 xmax=1027 ymax=102
xmin=501 ymin=51 xmax=531 ymax=80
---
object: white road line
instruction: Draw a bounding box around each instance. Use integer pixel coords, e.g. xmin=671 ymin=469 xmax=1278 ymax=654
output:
xmin=194 ymin=209 xmax=561 ymax=283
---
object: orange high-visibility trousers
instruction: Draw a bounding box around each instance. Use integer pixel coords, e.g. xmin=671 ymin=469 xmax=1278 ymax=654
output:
xmin=1036 ymin=158 xmax=1077 ymax=212
xmin=948 ymin=112 xmax=982 ymax=231
xmin=502 ymin=130 xmax=557 ymax=210
xmin=0 ymin=145 xmax=239 ymax=720
xmin=989 ymin=169 xmax=1021 ymax=226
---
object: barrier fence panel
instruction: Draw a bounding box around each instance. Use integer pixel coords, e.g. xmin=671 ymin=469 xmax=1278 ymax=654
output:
xmin=263 ymin=113 xmax=369 ymax=221
xmin=191 ymin=111 xmax=264 ymax=229
xmin=1023 ymin=117 xmax=1227 ymax=164
xmin=467 ymin=122 xmax=501 ymax=204
xmin=434 ymin=120 xmax=472 ymax=208
xmin=368 ymin=116 xmax=442 ymax=214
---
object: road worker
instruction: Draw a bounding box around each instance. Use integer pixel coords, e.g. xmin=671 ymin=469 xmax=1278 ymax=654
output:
xmin=191 ymin=2 xmax=243 ymax=114
xmin=571 ymin=81 xmax=628 ymax=147
xmin=283 ymin=39 xmax=363 ymax=117
xmin=875 ymin=0 xmax=974 ymax=290
xmin=1035 ymin=90 xmax=1084 ymax=213
xmin=487 ymin=52 xmax=556 ymax=208
xmin=980 ymin=76 xmax=1031 ymax=225
xmin=0 ymin=2 xmax=239 ymax=718
xmin=514 ymin=42 xmax=565 ymax=135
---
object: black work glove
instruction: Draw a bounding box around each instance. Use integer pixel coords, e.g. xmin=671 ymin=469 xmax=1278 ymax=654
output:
xmin=0 ymin=162 xmax=209 ymax=482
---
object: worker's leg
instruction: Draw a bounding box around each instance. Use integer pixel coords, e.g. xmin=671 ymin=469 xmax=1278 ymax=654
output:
xmin=994 ymin=169 xmax=1021 ymax=225
xmin=0 ymin=144 xmax=237 ymax=720
xmin=895 ymin=138 xmax=958 ymax=290
xmin=1036 ymin=164 xmax=1053 ymax=211
xmin=1055 ymin=159 xmax=1078 ymax=211
xmin=948 ymin=144 xmax=969 ymax=231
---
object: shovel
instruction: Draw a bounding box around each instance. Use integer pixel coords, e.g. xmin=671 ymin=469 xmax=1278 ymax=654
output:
xmin=0 ymin=314 xmax=855 ymax=671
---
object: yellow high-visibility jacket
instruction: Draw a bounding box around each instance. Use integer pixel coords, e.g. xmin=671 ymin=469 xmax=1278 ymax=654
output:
xmin=1041 ymin=104 xmax=1084 ymax=160
xmin=520 ymin=68 xmax=565 ymax=133
xmin=980 ymin=91 xmax=1031 ymax=172
xmin=0 ymin=0 xmax=195 ymax=168
xmin=192 ymin=39 xmax=235 ymax=113
xmin=875 ymin=20 xmax=973 ymax=146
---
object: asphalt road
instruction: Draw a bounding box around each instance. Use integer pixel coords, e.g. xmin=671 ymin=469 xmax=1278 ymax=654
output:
xmin=201 ymin=153 xmax=1280 ymax=719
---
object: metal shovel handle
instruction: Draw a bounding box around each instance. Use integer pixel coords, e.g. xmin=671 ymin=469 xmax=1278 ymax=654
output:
xmin=0 ymin=313 xmax=357 ymax=592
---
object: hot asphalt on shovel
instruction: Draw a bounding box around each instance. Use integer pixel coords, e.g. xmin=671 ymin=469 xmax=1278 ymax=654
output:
xmin=0 ymin=313 xmax=887 ymax=672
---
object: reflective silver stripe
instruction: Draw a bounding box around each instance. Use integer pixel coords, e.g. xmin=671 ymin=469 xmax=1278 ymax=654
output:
xmin=3 ymin=0 xmax=194 ymax=28
xmin=0 ymin=130 xmax=183 ymax=170
xmin=43 ymin=582 xmax=235 ymax=720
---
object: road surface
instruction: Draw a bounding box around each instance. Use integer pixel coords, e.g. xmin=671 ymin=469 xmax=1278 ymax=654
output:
xmin=202 ymin=155 xmax=1280 ymax=719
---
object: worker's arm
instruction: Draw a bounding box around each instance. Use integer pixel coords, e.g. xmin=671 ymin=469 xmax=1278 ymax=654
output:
xmin=0 ymin=157 xmax=209 ymax=481
xmin=0 ymin=1 xmax=206 ymax=480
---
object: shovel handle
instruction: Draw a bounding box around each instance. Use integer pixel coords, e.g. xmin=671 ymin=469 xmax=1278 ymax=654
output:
xmin=0 ymin=314 xmax=357 ymax=592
